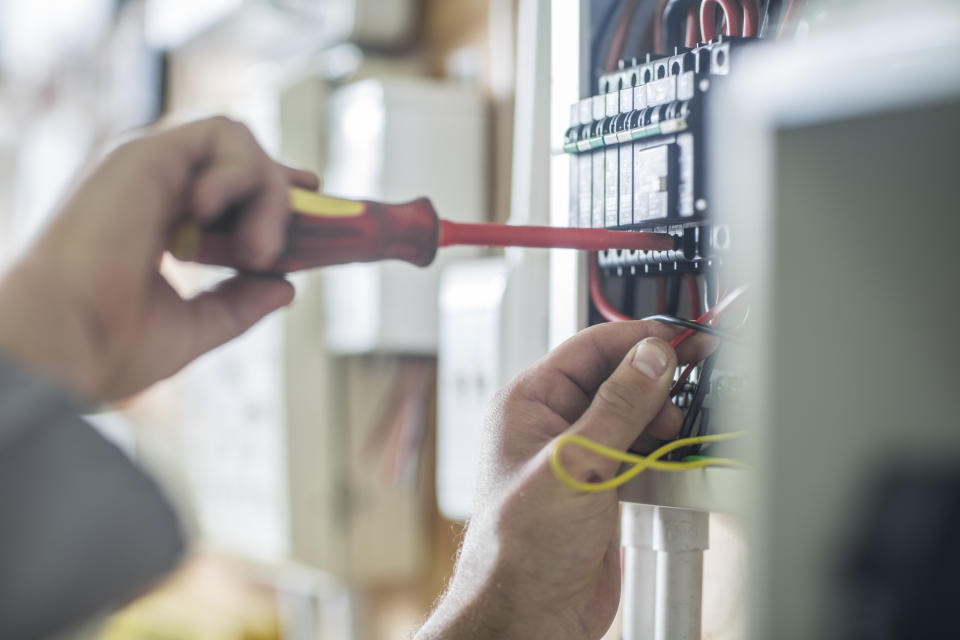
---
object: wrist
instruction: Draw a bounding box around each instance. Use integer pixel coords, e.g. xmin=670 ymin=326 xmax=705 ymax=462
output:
xmin=415 ymin=584 xmax=516 ymax=640
xmin=0 ymin=258 xmax=103 ymax=403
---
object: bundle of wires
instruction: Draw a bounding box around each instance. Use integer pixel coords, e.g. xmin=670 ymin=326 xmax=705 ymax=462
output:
xmin=548 ymin=253 xmax=750 ymax=493
xmin=653 ymin=0 xmax=804 ymax=53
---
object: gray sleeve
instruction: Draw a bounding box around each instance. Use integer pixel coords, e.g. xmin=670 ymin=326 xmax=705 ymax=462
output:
xmin=0 ymin=357 xmax=184 ymax=640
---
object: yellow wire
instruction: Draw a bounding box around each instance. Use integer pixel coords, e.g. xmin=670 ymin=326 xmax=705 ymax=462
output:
xmin=549 ymin=431 xmax=748 ymax=493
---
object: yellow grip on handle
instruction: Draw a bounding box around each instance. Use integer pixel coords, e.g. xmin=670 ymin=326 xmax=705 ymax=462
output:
xmin=169 ymin=188 xmax=366 ymax=261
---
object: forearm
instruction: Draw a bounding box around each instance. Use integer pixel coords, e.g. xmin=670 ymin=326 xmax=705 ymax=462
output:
xmin=0 ymin=354 xmax=184 ymax=639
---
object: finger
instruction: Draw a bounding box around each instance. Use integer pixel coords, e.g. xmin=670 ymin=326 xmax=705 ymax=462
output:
xmin=183 ymin=119 xmax=270 ymax=222
xmin=231 ymin=161 xmax=291 ymax=270
xmin=521 ymin=321 xmax=715 ymax=425
xmin=635 ymin=400 xmax=683 ymax=443
xmin=561 ymin=337 xmax=677 ymax=479
xmin=187 ymin=275 xmax=294 ymax=356
xmin=279 ymin=163 xmax=321 ymax=191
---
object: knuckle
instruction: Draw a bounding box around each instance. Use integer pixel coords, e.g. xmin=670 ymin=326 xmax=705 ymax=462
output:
xmin=208 ymin=114 xmax=236 ymax=129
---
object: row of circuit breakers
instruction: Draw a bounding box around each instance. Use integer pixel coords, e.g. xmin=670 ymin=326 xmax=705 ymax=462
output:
xmin=565 ymin=37 xmax=743 ymax=274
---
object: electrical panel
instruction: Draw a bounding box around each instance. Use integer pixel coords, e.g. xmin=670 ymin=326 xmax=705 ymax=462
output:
xmin=564 ymin=4 xmax=758 ymax=462
xmin=564 ymin=37 xmax=745 ymax=276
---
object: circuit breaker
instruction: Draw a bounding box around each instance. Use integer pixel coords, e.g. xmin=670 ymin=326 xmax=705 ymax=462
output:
xmin=564 ymin=38 xmax=745 ymax=277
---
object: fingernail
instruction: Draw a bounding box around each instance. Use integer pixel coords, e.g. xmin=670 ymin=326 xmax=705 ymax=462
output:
xmin=632 ymin=338 xmax=669 ymax=379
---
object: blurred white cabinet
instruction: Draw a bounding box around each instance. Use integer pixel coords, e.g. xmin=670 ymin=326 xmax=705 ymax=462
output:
xmin=322 ymin=77 xmax=488 ymax=354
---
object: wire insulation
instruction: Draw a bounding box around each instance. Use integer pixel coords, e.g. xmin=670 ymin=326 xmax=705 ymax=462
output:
xmin=740 ymin=0 xmax=758 ymax=36
xmin=700 ymin=0 xmax=743 ymax=41
xmin=590 ymin=253 xmax=635 ymax=322
xmin=644 ymin=314 xmax=738 ymax=341
xmin=606 ymin=0 xmax=642 ymax=71
xmin=550 ymin=430 xmax=747 ymax=493
xmin=777 ymin=0 xmax=802 ymax=38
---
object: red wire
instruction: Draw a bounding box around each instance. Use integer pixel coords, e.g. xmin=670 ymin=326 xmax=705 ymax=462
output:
xmin=653 ymin=0 xmax=670 ymax=55
xmin=700 ymin=0 xmax=742 ymax=41
xmin=589 ymin=254 xmax=750 ymax=397
xmin=668 ymin=284 xmax=749 ymax=395
xmin=438 ymin=221 xmax=675 ymax=252
xmin=777 ymin=0 xmax=803 ymax=38
xmin=606 ymin=0 xmax=642 ymax=71
xmin=589 ymin=252 xmax=634 ymax=323
xmin=685 ymin=6 xmax=700 ymax=47
xmin=740 ymin=0 xmax=758 ymax=37
xmin=670 ymin=283 xmax=750 ymax=348
xmin=671 ymin=363 xmax=698 ymax=396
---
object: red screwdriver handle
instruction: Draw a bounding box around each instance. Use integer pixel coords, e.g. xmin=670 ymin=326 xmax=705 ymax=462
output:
xmin=171 ymin=191 xmax=440 ymax=273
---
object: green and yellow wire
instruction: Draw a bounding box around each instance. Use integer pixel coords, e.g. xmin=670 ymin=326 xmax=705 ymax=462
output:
xmin=549 ymin=431 xmax=748 ymax=493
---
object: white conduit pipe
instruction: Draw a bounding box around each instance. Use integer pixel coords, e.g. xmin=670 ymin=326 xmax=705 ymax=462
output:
xmin=653 ymin=507 xmax=710 ymax=640
xmin=621 ymin=503 xmax=657 ymax=640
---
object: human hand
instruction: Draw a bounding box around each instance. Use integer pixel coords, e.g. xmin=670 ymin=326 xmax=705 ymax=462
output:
xmin=417 ymin=321 xmax=714 ymax=640
xmin=0 ymin=117 xmax=318 ymax=403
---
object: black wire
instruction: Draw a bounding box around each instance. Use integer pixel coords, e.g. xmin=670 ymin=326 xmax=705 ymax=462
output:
xmin=644 ymin=314 xmax=740 ymax=342
xmin=662 ymin=0 xmax=697 ymax=52
xmin=664 ymin=276 xmax=682 ymax=316
xmin=591 ymin=0 xmax=624 ymax=85
xmin=622 ymin=276 xmax=637 ymax=318
xmin=690 ymin=409 xmax=710 ymax=455
xmin=674 ymin=352 xmax=717 ymax=459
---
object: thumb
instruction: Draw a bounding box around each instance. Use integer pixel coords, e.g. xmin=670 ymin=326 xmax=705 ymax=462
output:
xmin=188 ymin=275 xmax=295 ymax=356
xmin=563 ymin=337 xmax=676 ymax=479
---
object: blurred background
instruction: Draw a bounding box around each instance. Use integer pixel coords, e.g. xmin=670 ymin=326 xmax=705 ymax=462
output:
xmin=0 ymin=1 xmax=525 ymax=638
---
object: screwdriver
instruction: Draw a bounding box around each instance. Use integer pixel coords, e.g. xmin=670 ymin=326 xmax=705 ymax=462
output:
xmin=170 ymin=187 xmax=676 ymax=273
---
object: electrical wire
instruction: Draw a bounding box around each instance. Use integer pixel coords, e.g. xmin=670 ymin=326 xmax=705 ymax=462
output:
xmin=671 ymin=362 xmax=697 ymax=397
xmin=643 ymin=314 xmax=738 ymax=341
xmin=652 ymin=0 xmax=670 ymax=54
xmin=550 ymin=430 xmax=747 ymax=493
xmin=740 ymin=0 xmax=759 ymax=36
xmin=606 ymin=0 xmax=643 ymax=72
xmin=677 ymin=351 xmax=717 ymax=442
xmin=685 ymin=5 xmax=700 ymax=47
xmin=589 ymin=253 xmax=750 ymax=348
xmin=662 ymin=0 xmax=697 ymax=52
xmin=700 ymin=0 xmax=742 ymax=41
xmin=686 ymin=275 xmax=701 ymax=318
xmin=669 ymin=283 xmax=750 ymax=348
xmin=777 ymin=0 xmax=803 ymax=39
xmin=665 ymin=275 xmax=682 ymax=316
xmin=592 ymin=0 xmax=625 ymax=82
xmin=758 ymin=0 xmax=784 ymax=38
xmin=590 ymin=253 xmax=635 ymax=323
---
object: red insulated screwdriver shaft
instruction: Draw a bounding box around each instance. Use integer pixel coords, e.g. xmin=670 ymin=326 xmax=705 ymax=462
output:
xmin=438 ymin=219 xmax=673 ymax=252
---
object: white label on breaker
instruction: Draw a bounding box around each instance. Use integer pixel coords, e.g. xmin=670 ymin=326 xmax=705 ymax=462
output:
xmin=633 ymin=85 xmax=647 ymax=110
xmin=619 ymin=87 xmax=634 ymax=113
xmin=592 ymin=95 xmax=605 ymax=121
xmin=605 ymin=91 xmax=619 ymax=117
xmin=633 ymin=144 xmax=648 ymax=222
xmin=579 ymin=99 xmax=593 ymax=126
xmin=604 ymin=146 xmax=619 ymax=227
xmin=619 ymin=144 xmax=633 ymax=225
xmin=578 ymin=154 xmax=592 ymax=227
xmin=592 ymin=150 xmax=604 ymax=228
